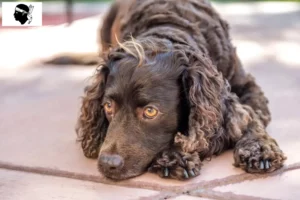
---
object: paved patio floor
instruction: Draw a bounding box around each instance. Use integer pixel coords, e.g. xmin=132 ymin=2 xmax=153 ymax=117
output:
xmin=0 ymin=2 xmax=300 ymax=200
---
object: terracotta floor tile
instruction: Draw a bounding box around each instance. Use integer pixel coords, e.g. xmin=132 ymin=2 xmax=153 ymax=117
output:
xmin=0 ymin=169 xmax=158 ymax=200
xmin=214 ymin=169 xmax=300 ymax=200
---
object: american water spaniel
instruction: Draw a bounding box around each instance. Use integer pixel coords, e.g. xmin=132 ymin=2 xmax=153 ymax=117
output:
xmin=73 ymin=0 xmax=286 ymax=180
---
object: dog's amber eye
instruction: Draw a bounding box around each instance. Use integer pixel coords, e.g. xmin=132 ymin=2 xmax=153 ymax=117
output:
xmin=143 ymin=107 xmax=158 ymax=119
xmin=104 ymin=102 xmax=113 ymax=114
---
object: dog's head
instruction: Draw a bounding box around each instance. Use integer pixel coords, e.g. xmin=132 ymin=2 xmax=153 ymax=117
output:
xmin=76 ymin=38 xmax=224 ymax=180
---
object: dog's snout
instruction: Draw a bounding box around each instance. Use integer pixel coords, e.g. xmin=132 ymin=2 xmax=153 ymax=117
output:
xmin=99 ymin=153 xmax=124 ymax=170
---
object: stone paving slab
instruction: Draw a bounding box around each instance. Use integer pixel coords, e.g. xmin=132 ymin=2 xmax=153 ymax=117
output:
xmin=0 ymin=169 xmax=159 ymax=200
xmin=214 ymin=170 xmax=300 ymax=200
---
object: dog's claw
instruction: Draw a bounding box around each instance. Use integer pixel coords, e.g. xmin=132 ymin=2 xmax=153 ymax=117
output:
xmin=164 ymin=168 xmax=169 ymax=177
xmin=260 ymin=160 xmax=264 ymax=169
xmin=189 ymin=169 xmax=195 ymax=177
xmin=183 ymin=169 xmax=189 ymax=179
xmin=265 ymin=160 xmax=270 ymax=169
xmin=248 ymin=161 xmax=253 ymax=168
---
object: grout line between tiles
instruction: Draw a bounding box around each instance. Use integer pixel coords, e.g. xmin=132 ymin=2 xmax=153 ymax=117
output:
xmin=0 ymin=161 xmax=176 ymax=192
xmin=136 ymin=191 xmax=179 ymax=200
xmin=0 ymin=160 xmax=299 ymax=197
xmin=179 ymin=162 xmax=300 ymax=193
xmin=190 ymin=189 xmax=279 ymax=200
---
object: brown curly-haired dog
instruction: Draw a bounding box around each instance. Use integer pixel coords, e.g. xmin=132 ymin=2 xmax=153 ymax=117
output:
xmin=75 ymin=0 xmax=286 ymax=180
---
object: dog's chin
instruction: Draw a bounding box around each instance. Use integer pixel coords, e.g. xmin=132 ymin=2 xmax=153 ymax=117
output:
xmin=100 ymin=169 xmax=144 ymax=181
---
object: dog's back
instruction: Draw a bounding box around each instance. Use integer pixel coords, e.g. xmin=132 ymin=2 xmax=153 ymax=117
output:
xmin=102 ymin=0 xmax=235 ymax=79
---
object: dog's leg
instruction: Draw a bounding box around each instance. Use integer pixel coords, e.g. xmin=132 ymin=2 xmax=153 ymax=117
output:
xmin=224 ymin=95 xmax=286 ymax=173
xmin=229 ymin=52 xmax=271 ymax=127
xmin=148 ymin=146 xmax=202 ymax=180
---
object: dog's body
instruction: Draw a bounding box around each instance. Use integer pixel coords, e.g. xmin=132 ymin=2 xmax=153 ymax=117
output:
xmin=69 ymin=0 xmax=286 ymax=180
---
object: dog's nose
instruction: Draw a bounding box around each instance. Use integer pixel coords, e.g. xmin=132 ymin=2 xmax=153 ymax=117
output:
xmin=98 ymin=153 xmax=124 ymax=170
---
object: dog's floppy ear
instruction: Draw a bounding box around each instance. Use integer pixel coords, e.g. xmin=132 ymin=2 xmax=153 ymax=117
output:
xmin=76 ymin=65 xmax=110 ymax=158
xmin=175 ymin=53 xmax=224 ymax=156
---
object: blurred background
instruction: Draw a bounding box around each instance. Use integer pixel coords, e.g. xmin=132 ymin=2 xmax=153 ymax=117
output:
xmin=1 ymin=0 xmax=300 ymax=27
xmin=0 ymin=0 xmax=299 ymax=69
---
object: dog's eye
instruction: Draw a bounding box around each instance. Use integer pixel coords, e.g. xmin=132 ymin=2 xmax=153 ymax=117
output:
xmin=104 ymin=102 xmax=113 ymax=114
xmin=143 ymin=107 xmax=158 ymax=119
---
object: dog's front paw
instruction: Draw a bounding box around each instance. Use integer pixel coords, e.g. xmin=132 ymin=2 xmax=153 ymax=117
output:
xmin=148 ymin=149 xmax=202 ymax=180
xmin=234 ymin=138 xmax=286 ymax=173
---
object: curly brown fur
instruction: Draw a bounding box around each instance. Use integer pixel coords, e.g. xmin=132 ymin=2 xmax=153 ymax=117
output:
xmin=75 ymin=0 xmax=286 ymax=180
xmin=76 ymin=66 xmax=109 ymax=158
